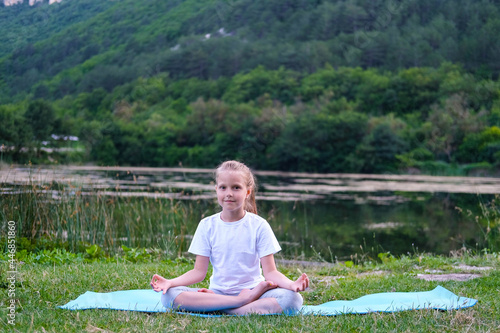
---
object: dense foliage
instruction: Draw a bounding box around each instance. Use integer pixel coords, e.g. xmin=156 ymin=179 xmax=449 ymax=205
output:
xmin=1 ymin=0 xmax=499 ymax=174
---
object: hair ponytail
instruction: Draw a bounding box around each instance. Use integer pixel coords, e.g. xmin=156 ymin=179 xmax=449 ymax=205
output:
xmin=215 ymin=160 xmax=258 ymax=214
xmin=245 ymin=188 xmax=257 ymax=215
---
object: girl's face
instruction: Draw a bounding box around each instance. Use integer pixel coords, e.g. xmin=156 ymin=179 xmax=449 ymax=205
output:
xmin=215 ymin=171 xmax=251 ymax=220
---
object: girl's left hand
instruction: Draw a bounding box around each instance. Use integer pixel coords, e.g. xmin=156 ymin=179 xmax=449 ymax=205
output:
xmin=290 ymin=273 xmax=309 ymax=292
xmin=150 ymin=274 xmax=172 ymax=294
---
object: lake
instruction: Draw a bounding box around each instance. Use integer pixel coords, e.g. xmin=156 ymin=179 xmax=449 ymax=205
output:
xmin=1 ymin=165 xmax=498 ymax=260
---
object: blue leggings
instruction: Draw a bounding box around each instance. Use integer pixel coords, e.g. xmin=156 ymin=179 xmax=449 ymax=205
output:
xmin=161 ymin=286 xmax=303 ymax=315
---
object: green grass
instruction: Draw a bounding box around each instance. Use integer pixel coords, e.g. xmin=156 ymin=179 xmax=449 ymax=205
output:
xmin=1 ymin=253 xmax=499 ymax=332
xmin=1 ymin=174 xmax=499 ymax=331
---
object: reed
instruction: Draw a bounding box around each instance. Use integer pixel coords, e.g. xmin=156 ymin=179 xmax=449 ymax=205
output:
xmin=0 ymin=174 xmax=214 ymax=256
xmin=1 ymin=166 xmax=498 ymax=261
xmin=477 ymin=195 xmax=500 ymax=252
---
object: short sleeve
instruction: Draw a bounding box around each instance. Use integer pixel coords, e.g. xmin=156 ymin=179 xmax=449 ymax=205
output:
xmin=256 ymin=221 xmax=281 ymax=258
xmin=188 ymin=220 xmax=211 ymax=257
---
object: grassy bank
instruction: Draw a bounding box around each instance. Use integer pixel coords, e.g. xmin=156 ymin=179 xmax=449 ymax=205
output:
xmin=1 ymin=169 xmax=499 ymax=331
xmin=1 ymin=252 xmax=499 ymax=332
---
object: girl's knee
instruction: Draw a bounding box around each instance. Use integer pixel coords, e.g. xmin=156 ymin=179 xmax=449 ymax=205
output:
xmin=281 ymin=290 xmax=303 ymax=315
xmin=161 ymin=286 xmax=194 ymax=309
xmin=262 ymin=288 xmax=303 ymax=315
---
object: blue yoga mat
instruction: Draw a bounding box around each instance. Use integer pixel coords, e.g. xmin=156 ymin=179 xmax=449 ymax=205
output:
xmin=59 ymin=285 xmax=477 ymax=316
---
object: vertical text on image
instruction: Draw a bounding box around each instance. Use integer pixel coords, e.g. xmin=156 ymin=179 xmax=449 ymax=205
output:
xmin=6 ymin=220 xmax=17 ymax=325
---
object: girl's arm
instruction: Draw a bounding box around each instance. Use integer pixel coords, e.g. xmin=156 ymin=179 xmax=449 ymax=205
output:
xmin=261 ymin=254 xmax=309 ymax=292
xmin=151 ymin=255 xmax=209 ymax=294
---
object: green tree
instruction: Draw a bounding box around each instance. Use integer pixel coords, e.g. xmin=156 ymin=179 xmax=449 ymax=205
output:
xmin=92 ymin=136 xmax=118 ymax=166
xmin=423 ymin=94 xmax=485 ymax=162
xmin=222 ymin=66 xmax=300 ymax=104
xmin=350 ymin=123 xmax=408 ymax=173
xmin=458 ymin=126 xmax=500 ymax=164
xmin=0 ymin=104 xmax=32 ymax=162
xmin=24 ymin=99 xmax=55 ymax=141
xmin=268 ymin=111 xmax=368 ymax=172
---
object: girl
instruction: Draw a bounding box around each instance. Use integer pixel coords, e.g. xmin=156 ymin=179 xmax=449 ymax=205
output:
xmin=151 ymin=160 xmax=309 ymax=315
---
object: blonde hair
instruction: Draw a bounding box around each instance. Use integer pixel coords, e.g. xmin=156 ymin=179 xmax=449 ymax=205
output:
xmin=215 ymin=160 xmax=257 ymax=214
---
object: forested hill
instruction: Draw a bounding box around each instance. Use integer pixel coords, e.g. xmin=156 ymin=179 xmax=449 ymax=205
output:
xmin=1 ymin=0 xmax=500 ymax=174
xmin=1 ymin=0 xmax=499 ymax=102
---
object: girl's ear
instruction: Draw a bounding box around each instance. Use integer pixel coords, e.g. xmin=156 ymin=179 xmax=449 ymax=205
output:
xmin=246 ymin=188 xmax=251 ymax=198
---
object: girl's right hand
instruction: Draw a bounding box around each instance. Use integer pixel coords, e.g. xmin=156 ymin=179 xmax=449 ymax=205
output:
xmin=150 ymin=274 xmax=172 ymax=294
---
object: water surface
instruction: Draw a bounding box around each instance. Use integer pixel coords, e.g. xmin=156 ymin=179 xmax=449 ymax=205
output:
xmin=1 ymin=166 xmax=497 ymax=259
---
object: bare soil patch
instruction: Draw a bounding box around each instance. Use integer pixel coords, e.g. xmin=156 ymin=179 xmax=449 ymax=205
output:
xmin=416 ymin=273 xmax=483 ymax=281
xmin=415 ymin=265 xmax=493 ymax=281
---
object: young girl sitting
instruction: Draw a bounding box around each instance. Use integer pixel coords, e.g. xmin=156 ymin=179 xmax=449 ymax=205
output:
xmin=150 ymin=160 xmax=309 ymax=315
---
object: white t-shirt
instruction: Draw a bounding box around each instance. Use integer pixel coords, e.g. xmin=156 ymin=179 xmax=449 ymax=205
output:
xmin=188 ymin=212 xmax=281 ymax=294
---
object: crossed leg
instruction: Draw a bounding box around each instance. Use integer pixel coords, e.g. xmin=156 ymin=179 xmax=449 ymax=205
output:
xmin=223 ymin=297 xmax=282 ymax=315
xmin=172 ymin=281 xmax=282 ymax=314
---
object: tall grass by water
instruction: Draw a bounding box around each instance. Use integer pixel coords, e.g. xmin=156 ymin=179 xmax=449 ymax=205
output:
xmin=1 ymin=166 xmax=499 ymax=259
xmin=477 ymin=195 xmax=500 ymax=252
xmin=0 ymin=174 xmax=214 ymax=257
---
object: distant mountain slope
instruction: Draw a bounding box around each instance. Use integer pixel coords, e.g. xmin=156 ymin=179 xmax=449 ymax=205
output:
xmin=0 ymin=0 xmax=115 ymax=58
xmin=1 ymin=0 xmax=499 ymax=103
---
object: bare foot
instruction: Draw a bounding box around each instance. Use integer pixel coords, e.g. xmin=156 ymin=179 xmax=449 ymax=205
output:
xmin=238 ymin=281 xmax=277 ymax=304
xmin=198 ymin=288 xmax=215 ymax=294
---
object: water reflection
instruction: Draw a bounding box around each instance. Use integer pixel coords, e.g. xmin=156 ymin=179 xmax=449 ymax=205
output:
xmin=1 ymin=166 xmax=497 ymax=259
